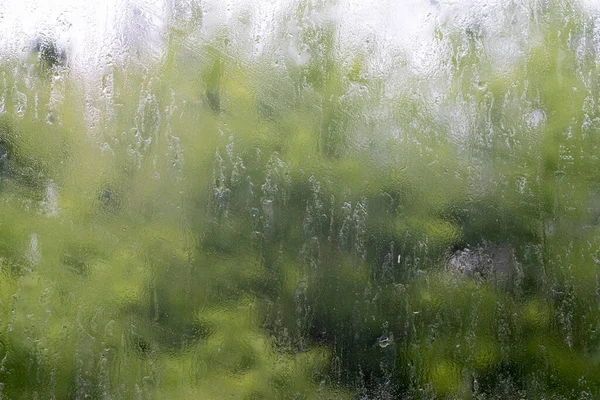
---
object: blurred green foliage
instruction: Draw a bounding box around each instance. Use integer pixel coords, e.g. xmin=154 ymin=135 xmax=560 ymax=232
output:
xmin=0 ymin=0 xmax=600 ymax=398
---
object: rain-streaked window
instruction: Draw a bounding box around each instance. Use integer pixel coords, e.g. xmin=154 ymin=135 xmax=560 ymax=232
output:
xmin=1 ymin=0 xmax=600 ymax=398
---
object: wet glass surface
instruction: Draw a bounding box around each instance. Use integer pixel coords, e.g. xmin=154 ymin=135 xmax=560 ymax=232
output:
xmin=1 ymin=0 xmax=600 ymax=398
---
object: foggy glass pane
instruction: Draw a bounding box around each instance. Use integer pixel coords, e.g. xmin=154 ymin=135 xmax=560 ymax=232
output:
xmin=0 ymin=0 xmax=600 ymax=398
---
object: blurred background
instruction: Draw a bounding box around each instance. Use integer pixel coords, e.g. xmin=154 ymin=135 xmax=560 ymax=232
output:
xmin=1 ymin=0 xmax=600 ymax=398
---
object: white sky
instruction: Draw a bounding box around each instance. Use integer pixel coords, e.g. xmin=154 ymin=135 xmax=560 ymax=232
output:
xmin=0 ymin=0 xmax=598 ymax=75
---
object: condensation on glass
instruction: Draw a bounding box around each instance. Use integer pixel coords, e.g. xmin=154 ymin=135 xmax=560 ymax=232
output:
xmin=0 ymin=0 xmax=599 ymax=398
